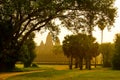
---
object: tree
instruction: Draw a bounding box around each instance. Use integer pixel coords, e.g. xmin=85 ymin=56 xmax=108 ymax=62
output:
xmin=83 ymin=35 xmax=98 ymax=70
xmin=112 ymin=34 xmax=120 ymax=70
xmin=92 ymin=43 xmax=99 ymax=68
xmin=62 ymin=34 xmax=99 ymax=70
xmin=98 ymin=20 xmax=106 ymax=43
xmin=20 ymin=33 xmax=36 ymax=68
xmin=0 ymin=0 xmax=77 ymax=71
xmin=0 ymin=0 xmax=116 ymax=71
xmin=61 ymin=0 xmax=116 ymax=69
xmin=99 ymin=43 xmax=114 ymax=67
xmin=0 ymin=20 xmax=17 ymax=72
xmin=62 ymin=35 xmax=76 ymax=69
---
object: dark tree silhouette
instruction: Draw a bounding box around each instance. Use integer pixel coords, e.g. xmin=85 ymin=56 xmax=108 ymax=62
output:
xmin=62 ymin=34 xmax=99 ymax=70
xmin=112 ymin=34 xmax=120 ymax=70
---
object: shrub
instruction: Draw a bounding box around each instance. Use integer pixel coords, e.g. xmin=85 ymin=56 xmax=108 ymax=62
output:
xmin=31 ymin=63 xmax=39 ymax=68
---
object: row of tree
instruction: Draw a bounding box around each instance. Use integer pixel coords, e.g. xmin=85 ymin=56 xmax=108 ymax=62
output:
xmin=61 ymin=33 xmax=120 ymax=70
xmin=62 ymin=33 xmax=99 ymax=70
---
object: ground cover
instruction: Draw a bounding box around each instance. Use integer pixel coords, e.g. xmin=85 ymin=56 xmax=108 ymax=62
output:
xmin=6 ymin=65 xmax=120 ymax=80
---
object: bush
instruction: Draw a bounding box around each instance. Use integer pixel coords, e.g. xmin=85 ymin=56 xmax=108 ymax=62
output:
xmin=31 ymin=63 xmax=39 ymax=68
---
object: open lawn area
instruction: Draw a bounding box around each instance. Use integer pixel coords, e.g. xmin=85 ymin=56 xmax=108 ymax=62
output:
xmin=5 ymin=65 xmax=120 ymax=80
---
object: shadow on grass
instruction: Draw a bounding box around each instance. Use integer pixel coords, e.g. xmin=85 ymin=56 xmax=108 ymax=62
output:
xmin=20 ymin=70 xmax=69 ymax=77
xmin=6 ymin=69 xmax=71 ymax=80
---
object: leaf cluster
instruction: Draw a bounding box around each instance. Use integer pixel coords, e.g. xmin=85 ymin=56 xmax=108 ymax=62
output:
xmin=62 ymin=33 xmax=99 ymax=59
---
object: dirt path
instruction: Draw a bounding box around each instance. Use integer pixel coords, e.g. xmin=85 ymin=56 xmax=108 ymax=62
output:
xmin=0 ymin=70 xmax=44 ymax=80
xmin=0 ymin=65 xmax=68 ymax=80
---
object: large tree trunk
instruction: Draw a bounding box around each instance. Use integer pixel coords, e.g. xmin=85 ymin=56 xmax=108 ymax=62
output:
xmin=85 ymin=58 xmax=88 ymax=69
xmin=0 ymin=49 xmax=18 ymax=72
xmin=0 ymin=61 xmax=16 ymax=72
xmin=75 ymin=58 xmax=79 ymax=68
xmin=24 ymin=62 xmax=31 ymax=68
xmin=69 ymin=56 xmax=73 ymax=70
xmin=85 ymin=58 xmax=91 ymax=70
xmin=94 ymin=56 xmax=97 ymax=68
xmin=88 ymin=59 xmax=91 ymax=70
xmin=101 ymin=30 xmax=103 ymax=44
xmin=24 ymin=60 xmax=32 ymax=68
xmin=79 ymin=58 xmax=83 ymax=70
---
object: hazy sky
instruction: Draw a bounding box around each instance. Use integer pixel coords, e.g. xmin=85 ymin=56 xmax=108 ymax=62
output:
xmin=93 ymin=0 xmax=120 ymax=43
xmin=34 ymin=0 xmax=120 ymax=45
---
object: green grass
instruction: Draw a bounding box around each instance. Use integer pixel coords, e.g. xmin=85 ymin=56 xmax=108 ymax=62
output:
xmin=6 ymin=66 xmax=120 ymax=80
xmin=14 ymin=64 xmax=54 ymax=72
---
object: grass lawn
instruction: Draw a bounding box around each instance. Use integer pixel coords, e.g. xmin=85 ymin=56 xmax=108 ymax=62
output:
xmin=6 ymin=65 xmax=120 ymax=80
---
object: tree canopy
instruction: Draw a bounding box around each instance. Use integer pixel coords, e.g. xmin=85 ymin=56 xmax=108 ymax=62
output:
xmin=60 ymin=0 xmax=116 ymax=35
xmin=20 ymin=32 xmax=36 ymax=68
xmin=62 ymin=33 xmax=99 ymax=70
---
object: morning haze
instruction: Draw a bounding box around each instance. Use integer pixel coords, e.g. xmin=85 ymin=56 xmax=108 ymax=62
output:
xmin=0 ymin=0 xmax=120 ymax=80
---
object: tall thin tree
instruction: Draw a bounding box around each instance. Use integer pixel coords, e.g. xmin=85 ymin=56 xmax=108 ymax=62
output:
xmin=98 ymin=20 xmax=106 ymax=43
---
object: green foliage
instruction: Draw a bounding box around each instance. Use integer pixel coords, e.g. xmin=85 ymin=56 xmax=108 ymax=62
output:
xmin=112 ymin=34 xmax=120 ymax=70
xmin=0 ymin=20 xmax=18 ymax=72
xmin=20 ymin=32 xmax=36 ymax=68
xmin=62 ymin=33 xmax=99 ymax=70
xmin=99 ymin=43 xmax=114 ymax=67
xmin=31 ymin=63 xmax=39 ymax=68
xmin=61 ymin=0 xmax=116 ymax=35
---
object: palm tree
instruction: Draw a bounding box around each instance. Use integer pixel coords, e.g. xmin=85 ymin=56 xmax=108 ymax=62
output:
xmin=98 ymin=20 xmax=107 ymax=43
xmin=98 ymin=19 xmax=107 ymax=65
